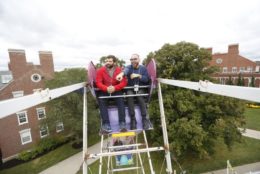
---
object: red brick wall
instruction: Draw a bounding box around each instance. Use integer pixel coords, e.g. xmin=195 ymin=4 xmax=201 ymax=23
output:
xmin=0 ymin=49 xmax=54 ymax=161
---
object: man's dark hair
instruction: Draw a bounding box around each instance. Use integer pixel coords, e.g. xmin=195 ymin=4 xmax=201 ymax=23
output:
xmin=107 ymin=55 xmax=117 ymax=62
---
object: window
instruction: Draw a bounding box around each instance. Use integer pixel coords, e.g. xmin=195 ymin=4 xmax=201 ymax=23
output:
xmin=223 ymin=67 xmax=228 ymax=73
xmin=19 ymin=129 xmax=32 ymax=145
xmin=216 ymin=58 xmax=223 ymax=64
xmin=1 ymin=75 xmax=12 ymax=83
xmin=17 ymin=111 xmax=28 ymax=125
xmin=240 ymin=67 xmax=245 ymax=72
xmin=247 ymin=66 xmax=253 ymax=72
xmin=36 ymin=108 xmax=46 ymax=120
xmin=56 ymin=122 xmax=64 ymax=133
xmin=40 ymin=126 xmax=49 ymax=138
xmin=31 ymin=73 xmax=41 ymax=82
xmin=12 ymin=91 xmax=24 ymax=98
xmin=232 ymin=67 xmax=237 ymax=73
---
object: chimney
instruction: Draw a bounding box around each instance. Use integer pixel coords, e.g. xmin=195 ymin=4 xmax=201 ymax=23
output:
xmin=206 ymin=47 xmax=212 ymax=55
xmin=39 ymin=51 xmax=54 ymax=78
xmin=228 ymin=44 xmax=239 ymax=55
xmin=8 ymin=49 xmax=27 ymax=79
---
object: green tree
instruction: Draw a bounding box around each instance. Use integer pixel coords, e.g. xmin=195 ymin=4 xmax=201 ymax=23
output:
xmin=227 ymin=76 xmax=233 ymax=85
xmin=96 ymin=56 xmax=126 ymax=68
xmin=148 ymin=42 xmax=245 ymax=158
xmin=237 ymin=73 xmax=245 ymax=86
xmin=44 ymin=68 xmax=99 ymax=142
xmin=250 ymin=76 xmax=255 ymax=87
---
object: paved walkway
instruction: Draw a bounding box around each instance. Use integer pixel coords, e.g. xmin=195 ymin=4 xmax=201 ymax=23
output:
xmin=40 ymin=129 xmax=260 ymax=174
xmin=39 ymin=138 xmax=110 ymax=174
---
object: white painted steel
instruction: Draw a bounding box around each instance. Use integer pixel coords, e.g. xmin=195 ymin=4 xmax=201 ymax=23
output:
xmin=88 ymin=147 xmax=164 ymax=158
xmin=0 ymin=82 xmax=86 ymax=119
xmin=158 ymin=82 xmax=173 ymax=174
xmin=158 ymin=78 xmax=260 ymax=103
xmin=83 ymin=87 xmax=88 ymax=174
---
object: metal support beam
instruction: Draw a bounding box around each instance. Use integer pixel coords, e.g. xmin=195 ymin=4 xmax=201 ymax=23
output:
xmin=0 ymin=82 xmax=86 ymax=119
xmin=83 ymin=87 xmax=88 ymax=174
xmin=158 ymin=82 xmax=173 ymax=173
xmin=158 ymin=78 xmax=260 ymax=103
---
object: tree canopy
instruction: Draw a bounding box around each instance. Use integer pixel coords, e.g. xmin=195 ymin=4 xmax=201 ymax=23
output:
xmin=148 ymin=42 xmax=245 ymax=158
xmin=44 ymin=68 xmax=99 ymax=141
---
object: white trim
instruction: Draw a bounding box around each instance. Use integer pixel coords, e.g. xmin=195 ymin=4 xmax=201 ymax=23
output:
xmin=12 ymin=91 xmax=24 ymax=98
xmin=31 ymin=73 xmax=41 ymax=83
xmin=16 ymin=111 xmax=28 ymax=125
xmin=36 ymin=107 xmax=46 ymax=120
xmin=19 ymin=128 xmax=32 ymax=145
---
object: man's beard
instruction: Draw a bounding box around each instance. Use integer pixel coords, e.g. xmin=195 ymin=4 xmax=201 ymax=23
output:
xmin=106 ymin=64 xmax=113 ymax=69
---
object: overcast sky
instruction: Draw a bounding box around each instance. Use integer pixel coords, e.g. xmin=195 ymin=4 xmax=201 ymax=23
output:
xmin=0 ymin=0 xmax=260 ymax=71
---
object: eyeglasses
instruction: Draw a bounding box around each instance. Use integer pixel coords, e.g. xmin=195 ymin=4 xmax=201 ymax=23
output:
xmin=130 ymin=58 xmax=138 ymax=61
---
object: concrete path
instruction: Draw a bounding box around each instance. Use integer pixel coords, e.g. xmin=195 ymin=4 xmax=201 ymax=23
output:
xmin=202 ymin=161 xmax=260 ymax=174
xmin=40 ymin=129 xmax=260 ymax=174
xmin=39 ymin=138 xmax=110 ymax=174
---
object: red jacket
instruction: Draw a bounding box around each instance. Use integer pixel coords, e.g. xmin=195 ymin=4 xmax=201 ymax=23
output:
xmin=96 ymin=66 xmax=127 ymax=92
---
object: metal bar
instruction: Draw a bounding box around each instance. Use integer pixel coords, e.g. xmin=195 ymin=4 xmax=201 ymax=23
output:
xmin=98 ymin=135 xmax=104 ymax=174
xmin=158 ymin=82 xmax=173 ymax=173
xmin=108 ymin=143 xmax=144 ymax=149
xmin=143 ymin=130 xmax=155 ymax=174
xmin=158 ymin=78 xmax=260 ymax=103
xmin=111 ymin=166 xmax=141 ymax=172
xmin=94 ymin=85 xmax=150 ymax=91
xmin=83 ymin=87 xmax=88 ymax=174
xmin=0 ymin=82 xmax=86 ymax=119
xmin=88 ymin=147 xmax=164 ymax=158
xmin=98 ymin=94 xmax=148 ymax=99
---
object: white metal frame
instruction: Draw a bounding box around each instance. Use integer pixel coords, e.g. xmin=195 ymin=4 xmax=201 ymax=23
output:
xmin=1 ymin=78 xmax=260 ymax=173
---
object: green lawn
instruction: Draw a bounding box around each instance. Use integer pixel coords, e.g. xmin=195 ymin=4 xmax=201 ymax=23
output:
xmin=0 ymin=133 xmax=99 ymax=174
xmin=244 ymin=108 xmax=260 ymax=131
xmin=77 ymin=136 xmax=260 ymax=174
xmin=0 ymin=142 xmax=81 ymax=174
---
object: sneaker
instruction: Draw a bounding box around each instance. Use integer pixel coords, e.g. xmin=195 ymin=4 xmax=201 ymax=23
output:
xmin=142 ymin=118 xmax=150 ymax=130
xmin=130 ymin=119 xmax=137 ymax=130
xmin=119 ymin=122 xmax=127 ymax=132
xmin=102 ymin=123 xmax=112 ymax=133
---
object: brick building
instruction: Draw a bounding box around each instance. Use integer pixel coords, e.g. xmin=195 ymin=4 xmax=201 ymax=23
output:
xmin=208 ymin=44 xmax=260 ymax=87
xmin=0 ymin=49 xmax=63 ymax=162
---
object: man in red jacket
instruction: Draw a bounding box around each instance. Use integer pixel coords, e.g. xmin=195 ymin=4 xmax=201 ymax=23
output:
xmin=96 ymin=55 xmax=127 ymax=133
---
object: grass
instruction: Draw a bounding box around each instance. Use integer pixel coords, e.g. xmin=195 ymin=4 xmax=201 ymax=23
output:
xmin=244 ymin=108 xmax=260 ymax=131
xmin=2 ymin=108 xmax=260 ymax=174
xmin=0 ymin=142 xmax=81 ymax=174
xmin=77 ymin=136 xmax=260 ymax=174
xmin=0 ymin=133 xmax=99 ymax=174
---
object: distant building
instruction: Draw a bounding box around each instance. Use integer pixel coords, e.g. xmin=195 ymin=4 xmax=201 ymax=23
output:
xmin=0 ymin=49 xmax=63 ymax=162
xmin=208 ymin=44 xmax=260 ymax=87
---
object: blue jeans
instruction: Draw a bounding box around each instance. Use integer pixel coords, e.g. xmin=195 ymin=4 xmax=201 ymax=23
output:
xmin=98 ymin=91 xmax=126 ymax=124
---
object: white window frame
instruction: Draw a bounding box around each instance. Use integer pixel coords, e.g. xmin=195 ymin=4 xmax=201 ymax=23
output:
xmin=232 ymin=67 xmax=237 ymax=73
xmin=222 ymin=67 xmax=227 ymax=73
xmin=17 ymin=111 xmax=28 ymax=125
xmin=247 ymin=66 xmax=253 ymax=72
xmin=239 ymin=67 xmax=245 ymax=72
xmin=36 ymin=107 xmax=46 ymax=120
xmin=56 ymin=122 xmax=64 ymax=133
xmin=19 ymin=129 xmax=32 ymax=145
xmin=40 ymin=125 xmax=49 ymax=138
xmin=1 ymin=74 xmax=12 ymax=83
xmin=12 ymin=91 xmax=24 ymax=98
